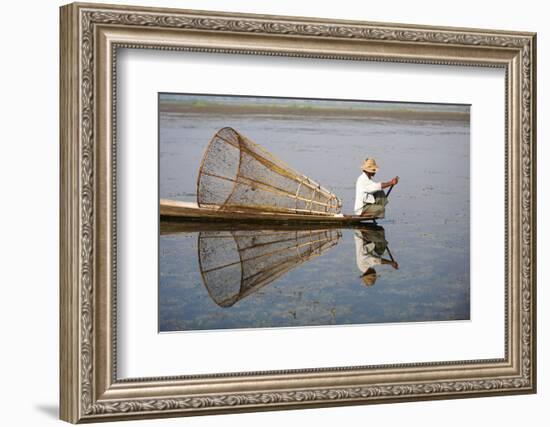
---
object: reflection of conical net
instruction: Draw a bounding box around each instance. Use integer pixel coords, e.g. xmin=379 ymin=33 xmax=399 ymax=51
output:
xmin=198 ymin=229 xmax=341 ymax=307
xmin=197 ymin=127 xmax=341 ymax=215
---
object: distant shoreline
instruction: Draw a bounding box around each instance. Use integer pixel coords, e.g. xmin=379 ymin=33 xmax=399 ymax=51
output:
xmin=159 ymin=101 xmax=470 ymax=122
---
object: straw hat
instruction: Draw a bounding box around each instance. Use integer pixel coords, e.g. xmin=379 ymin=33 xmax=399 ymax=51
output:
xmin=362 ymin=158 xmax=379 ymax=173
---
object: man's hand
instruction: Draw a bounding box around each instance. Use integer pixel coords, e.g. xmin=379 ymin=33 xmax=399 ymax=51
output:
xmin=381 ymin=176 xmax=399 ymax=189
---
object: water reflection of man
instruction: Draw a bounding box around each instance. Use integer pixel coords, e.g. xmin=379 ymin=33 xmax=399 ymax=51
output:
xmin=354 ymin=230 xmax=398 ymax=287
xmin=354 ymin=158 xmax=399 ymax=217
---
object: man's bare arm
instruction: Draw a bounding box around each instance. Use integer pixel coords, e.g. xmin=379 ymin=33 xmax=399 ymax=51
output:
xmin=381 ymin=176 xmax=399 ymax=189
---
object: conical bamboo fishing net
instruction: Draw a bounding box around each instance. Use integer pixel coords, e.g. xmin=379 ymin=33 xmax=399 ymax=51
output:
xmin=197 ymin=127 xmax=341 ymax=215
xmin=198 ymin=228 xmax=341 ymax=307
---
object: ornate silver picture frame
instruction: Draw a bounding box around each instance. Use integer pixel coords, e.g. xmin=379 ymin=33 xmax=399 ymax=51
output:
xmin=60 ymin=2 xmax=536 ymax=423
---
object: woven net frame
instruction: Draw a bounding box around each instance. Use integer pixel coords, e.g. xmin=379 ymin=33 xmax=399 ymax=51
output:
xmin=196 ymin=127 xmax=342 ymax=216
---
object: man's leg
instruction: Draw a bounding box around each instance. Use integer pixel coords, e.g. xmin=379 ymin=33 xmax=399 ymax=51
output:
xmin=372 ymin=190 xmax=388 ymax=207
xmin=361 ymin=203 xmax=385 ymax=218
xmin=361 ymin=191 xmax=387 ymax=218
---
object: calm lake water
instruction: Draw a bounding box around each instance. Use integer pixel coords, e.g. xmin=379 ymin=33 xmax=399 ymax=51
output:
xmin=159 ymin=97 xmax=470 ymax=332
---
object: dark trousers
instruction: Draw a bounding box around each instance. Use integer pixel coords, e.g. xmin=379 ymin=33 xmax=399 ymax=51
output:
xmin=361 ymin=190 xmax=387 ymax=218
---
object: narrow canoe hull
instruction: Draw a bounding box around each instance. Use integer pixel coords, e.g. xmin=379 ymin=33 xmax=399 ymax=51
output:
xmin=160 ymin=220 xmax=385 ymax=234
xmin=160 ymin=199 xmax=380 ymax=225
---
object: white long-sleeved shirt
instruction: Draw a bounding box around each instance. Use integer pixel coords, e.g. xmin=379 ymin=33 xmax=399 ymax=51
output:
xmin=354 ymin=231 xmax=382 ymax=273
xmin=354 ymin=173 xmax=382 ymax=214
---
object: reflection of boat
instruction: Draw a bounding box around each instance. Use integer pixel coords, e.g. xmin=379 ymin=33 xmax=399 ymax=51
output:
xmin=160 ymin=220 xmax=377 ymax=235
xmin=160 ymin=127 xmax=381 ymax=223
xmin=198 ymin=228 xmax=341 ymax=307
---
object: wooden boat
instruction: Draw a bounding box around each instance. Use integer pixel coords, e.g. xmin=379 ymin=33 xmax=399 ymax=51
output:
xmin=160 ymin=199 xmax=378 ymax=225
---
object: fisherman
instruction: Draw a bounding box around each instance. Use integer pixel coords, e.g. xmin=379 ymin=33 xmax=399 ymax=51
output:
xmin=354 ymin=229 xmax=398 ymax=287
xmin=354 ymin=158 xmax=399 ymax=217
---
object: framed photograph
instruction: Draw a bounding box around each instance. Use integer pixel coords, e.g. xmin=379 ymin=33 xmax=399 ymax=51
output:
xmin=60 ymin=2 xmax=536 ymax=423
